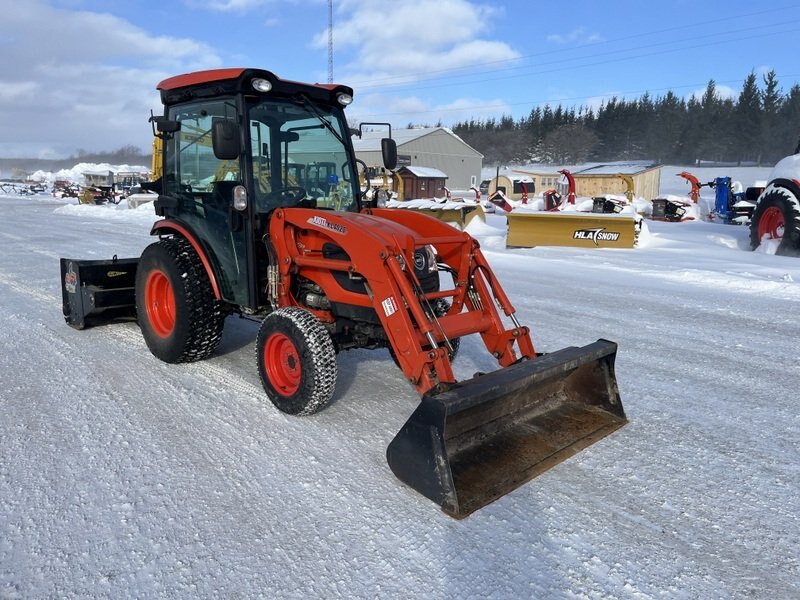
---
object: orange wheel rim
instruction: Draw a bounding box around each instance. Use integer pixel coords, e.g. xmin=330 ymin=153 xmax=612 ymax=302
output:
xmin=145 ymin=269 xmax=176 ymax=337
xmin=264 ymin=333 xmax=302 ymax=396
xmin=758 ymin=206 xmax=785 ymax=240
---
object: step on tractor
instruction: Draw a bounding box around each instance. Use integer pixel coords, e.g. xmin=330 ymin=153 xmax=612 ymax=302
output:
xmin=750 ymin=143 xmax=800 ymax=256
xmin=60 ymin=68 xmax=626 ymax=518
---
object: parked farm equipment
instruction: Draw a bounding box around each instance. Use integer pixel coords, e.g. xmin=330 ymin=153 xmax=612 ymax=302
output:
xmin=706 ymin=177 xmax=759 ymax=224
xmin=750 ymin=144 xmax=800 ymax=256
xmin=505 ymin=169 xmax=642 ymax=249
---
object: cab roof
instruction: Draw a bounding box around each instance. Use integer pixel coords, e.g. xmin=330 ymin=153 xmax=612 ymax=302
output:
xmin=156 ymin=68 xmax=353 ymax=107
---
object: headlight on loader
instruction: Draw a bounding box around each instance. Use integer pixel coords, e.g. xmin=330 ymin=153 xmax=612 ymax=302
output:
xmin=413 ymin=245 xmax=438 ymax=273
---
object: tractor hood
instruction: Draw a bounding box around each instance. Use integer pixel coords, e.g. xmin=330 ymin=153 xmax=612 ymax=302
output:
xmin=272 ymin=206 xmax=472 ymax=285
xmin=283 ymin=207 xmax=469 ymax=257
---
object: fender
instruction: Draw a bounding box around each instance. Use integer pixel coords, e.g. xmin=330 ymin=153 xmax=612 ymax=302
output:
xmin=150 ymin=219 xmax=222 ymax=300
xmin=765 ymin=177 xmax=800 ymax=201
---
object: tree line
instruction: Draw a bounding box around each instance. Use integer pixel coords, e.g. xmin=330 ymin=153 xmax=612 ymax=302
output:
xmin=0 ymin=145 xmax=151 ymax=178
xmin=450 ymin=71 xmax=800 ymax=167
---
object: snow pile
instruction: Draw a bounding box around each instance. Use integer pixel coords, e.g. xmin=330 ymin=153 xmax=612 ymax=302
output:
xmin=30 ymin=162 xmax=150 ymax=185
xmin=1 ymin=164 xmax=798 ymax=598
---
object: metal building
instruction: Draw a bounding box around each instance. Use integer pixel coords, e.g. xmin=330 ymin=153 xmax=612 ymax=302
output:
xmin=353 ymin=127 xmax=483 ymax=190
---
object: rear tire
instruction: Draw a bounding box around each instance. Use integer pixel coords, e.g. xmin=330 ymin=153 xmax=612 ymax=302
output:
xmin=135 ymin=238 xmax=224 ymax=363
xmin=257 ymin=307 xmax=337 ymax=415
xmin=750 ymin=188 xmax=800 ymax=256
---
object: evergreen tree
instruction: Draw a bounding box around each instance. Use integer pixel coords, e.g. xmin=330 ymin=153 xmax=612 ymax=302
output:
xmin=735 ymin=72 xmax=761 ymax=164
xmin=778 ymin=84 xmax=800 ymax=153
xmin=761 ymin=70 xmax=783 ymax=163
xmin=449 ymin=71 xmax=798 ymax=166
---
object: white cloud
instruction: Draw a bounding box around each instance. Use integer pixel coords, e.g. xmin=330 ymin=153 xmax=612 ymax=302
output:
xmin=688 ymin=84 xmax=737 ymax=103
xmin=348 ymin=92 xmax=511 ymax=127
xmin=546 ymin=27 xmax=604 ymax=45
xmin=0 ymin=1 xmax=223 ymax=157
xmin=307 ymin=0 xmax=517 ymax=126
xmin=184 ymin=0 xmax=273 ymax=12
xmin=584 ymin=93 xmax=622 ymax=113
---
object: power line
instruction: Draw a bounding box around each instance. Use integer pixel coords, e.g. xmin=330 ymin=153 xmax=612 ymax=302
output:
xmin=345 ymin=5 xmax=799 ymax=91
xmin=353 ymin=21 xmax=800 ymax=97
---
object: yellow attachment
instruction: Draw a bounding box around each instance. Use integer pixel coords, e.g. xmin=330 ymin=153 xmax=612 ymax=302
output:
xmin=506 ymin=212 xmax=639 ymax=248
xmin=617 ymin=173 xmax=635 ymax=202
xmin=392 ymin=203 xmax=485 ymax=230
xmin=151 ymin=137 xmax=163 ymax=182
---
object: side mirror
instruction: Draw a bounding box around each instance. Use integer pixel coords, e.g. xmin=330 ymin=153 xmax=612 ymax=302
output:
xmin=156 ymin=119 xmax=181 ymax=134
xmin=381 ymin=138 xmax=397 ymax=170
xmin=212 ymin=119 xmax=241 ymax=160
xmin=149 ymin=114 xmax=180 ymax=138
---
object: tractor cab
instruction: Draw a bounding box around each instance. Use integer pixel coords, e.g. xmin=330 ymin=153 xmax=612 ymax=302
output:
xmin=150 ymin=68 xmax=395 ymax=310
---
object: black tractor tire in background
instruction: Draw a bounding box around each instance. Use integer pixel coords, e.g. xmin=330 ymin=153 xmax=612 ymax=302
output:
xmin=750 ymin=189 xmax=800 ymax=257
xmin=135 ymin=237 xmax=225 ymax=363
xmin=257 ymin=307 xmax=337 ymax=416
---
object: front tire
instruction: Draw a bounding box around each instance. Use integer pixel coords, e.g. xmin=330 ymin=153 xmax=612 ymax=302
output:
xmin=257 ymin=307 xmax=337 ymax=415
xmin=750 ymin=188 xmax=800 ymax=256
xmin=135 ymin=237 xmax=224 ymax=363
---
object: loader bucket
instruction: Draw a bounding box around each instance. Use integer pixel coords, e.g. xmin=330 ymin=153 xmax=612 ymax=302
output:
xmin=386 ymin=339 xmax=626 ymax=518
xmin=506 ymin=212 xmax=639 ymax=248
xmin=60 ymin=257 xmax=139 ymax=329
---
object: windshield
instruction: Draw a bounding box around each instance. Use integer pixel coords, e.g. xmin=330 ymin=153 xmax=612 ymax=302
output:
xmin=247 ymin=97 xmax=358 ymax=212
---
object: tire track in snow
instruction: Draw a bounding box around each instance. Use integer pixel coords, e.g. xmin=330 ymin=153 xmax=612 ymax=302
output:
xmin=0 ymin=269 xmax=60 ymax=306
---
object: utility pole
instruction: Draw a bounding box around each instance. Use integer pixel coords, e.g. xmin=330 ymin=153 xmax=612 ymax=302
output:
xmin=327 ymin=0 xmax=333 ymax=84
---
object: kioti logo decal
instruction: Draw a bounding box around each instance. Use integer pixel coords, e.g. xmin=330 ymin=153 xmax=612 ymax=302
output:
xmin=573 ymin=228 xmax=622 ymax=245
xmin=307 ymin=215 xmax=347 ymax=235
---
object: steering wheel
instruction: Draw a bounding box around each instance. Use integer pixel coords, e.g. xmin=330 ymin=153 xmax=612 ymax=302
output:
xmin=267 ymin=186 xmax=308 ymax=207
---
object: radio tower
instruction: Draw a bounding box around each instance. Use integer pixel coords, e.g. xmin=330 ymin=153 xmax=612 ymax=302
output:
xmin=327 ymin=0 xmax=333 ymax=84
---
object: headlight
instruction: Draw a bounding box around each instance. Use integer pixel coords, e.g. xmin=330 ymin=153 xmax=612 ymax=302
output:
xmin=413 ymin=245 xmax=438 ymax=273
xmin=336 ymin=92 xmax=353 ymax=106
xmin=233 ymin=185 xmax=248 ymax=211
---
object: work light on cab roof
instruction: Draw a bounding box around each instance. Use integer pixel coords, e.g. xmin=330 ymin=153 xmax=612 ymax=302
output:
xmin=251 ymin=78 xmax=272 ymax=92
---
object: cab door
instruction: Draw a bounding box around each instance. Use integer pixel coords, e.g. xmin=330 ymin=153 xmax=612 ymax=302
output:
xmin=163 ymin=99 xmax=251 ymax=305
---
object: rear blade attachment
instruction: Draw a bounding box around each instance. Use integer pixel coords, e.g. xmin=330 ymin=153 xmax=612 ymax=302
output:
xmin=60 ymin=257 xmax=139 ymax=329
xmin=386 ymin=339 xmax=626 ymax=518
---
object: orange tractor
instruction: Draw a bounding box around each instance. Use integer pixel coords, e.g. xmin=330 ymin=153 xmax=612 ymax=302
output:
xmin=60 ymin=68 xmax=626 ymax=517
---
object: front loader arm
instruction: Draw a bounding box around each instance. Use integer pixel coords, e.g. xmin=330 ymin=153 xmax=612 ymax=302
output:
xmin=269 ymin=208 xmax=456 ymax=392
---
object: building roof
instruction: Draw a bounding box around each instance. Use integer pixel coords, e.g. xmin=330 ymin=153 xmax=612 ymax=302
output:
xmin=399 ymin=166 xmax=448 ymax=179
xmin=352 ymin=126 xmax=481 ymax=156
xmin=500 ymin=161 xmax=660 ymax=180
xmin=572 ymin=161 xmax=660 ymax=176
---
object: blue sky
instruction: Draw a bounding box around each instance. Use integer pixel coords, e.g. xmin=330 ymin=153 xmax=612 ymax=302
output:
xmin=1 ymin=0 xmax=799 ymax=158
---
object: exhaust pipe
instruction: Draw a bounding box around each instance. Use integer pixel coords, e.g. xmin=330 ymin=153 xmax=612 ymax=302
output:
xmin=386 ymin=339 xmax=626 ymax=518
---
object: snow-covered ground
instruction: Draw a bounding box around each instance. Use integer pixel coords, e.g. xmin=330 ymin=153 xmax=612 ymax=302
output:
xmin=1 ymin=166 xmax=798 ymax=598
